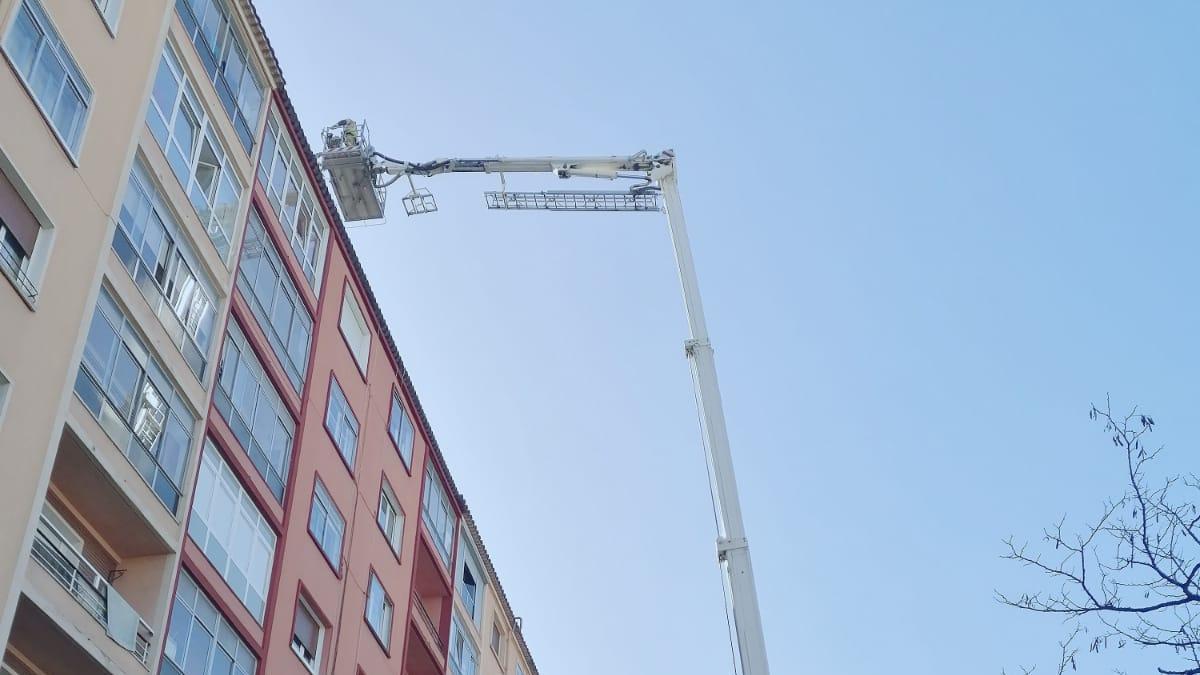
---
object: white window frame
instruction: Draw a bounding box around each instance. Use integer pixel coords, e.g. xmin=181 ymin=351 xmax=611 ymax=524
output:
xmin=187 ymin=439 xmax=277 ymax=623
xmin=290 ymin=596 xmax=323 ymax=673
xmin=324 ymin=376 xmax=359 ymax=469
xmin=2 ymin=0 xmax=93 ymax=160
xmin=91 ymin=0 xmax=122 ymax=33
xmin=457 ymin=536 xmax=484 ymax=626
xmin=257 ymin=108 xmax=329 ymax=287
xmin=308 ymin=478 xmax=344 ymax=570
xmin=377 ymin=480 xmax=404 ymax=555
xmin=164 ymin=570 xmax=258 ymax=675
xmin=338 ymin=287 xmax=370 ymax=375
xmin=176 ymin=0 xmax=265 ymax=153
xmin=236 ymin=209 xmax=312 ymax=392
xmin=450 ymin=613 xmax=480 ymax=675
xmin=422 ymin=469 xmax=454 ymax=566
xmin=146 ymin=42 xmax=243 ymax=262
xmin=215 ymin=320 xmax=295 ymax=502
xmin=365 ymin=572 xmax=393 ymax=649
xmin=388 ymin=392 xmax=415 ymax=470
xmin=116 ymin=157 xmax=218 ymax=380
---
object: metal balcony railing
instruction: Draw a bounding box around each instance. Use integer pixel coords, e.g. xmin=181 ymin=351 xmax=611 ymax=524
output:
xmin=413 ymin=595 xmax=443 ymax=651
xmin=29 ymin=516 xmax=153 ymax=666
xmin=0 ymin=241 xmax=37 ymax=303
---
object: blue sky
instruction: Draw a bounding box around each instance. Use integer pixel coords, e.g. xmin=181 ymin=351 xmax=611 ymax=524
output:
xmin=256 ymin=1 xmax=1200 ymax=673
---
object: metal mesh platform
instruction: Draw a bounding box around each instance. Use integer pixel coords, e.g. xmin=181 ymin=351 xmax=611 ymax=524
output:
xmin=484 ymin=190 xmax=661 ymax=212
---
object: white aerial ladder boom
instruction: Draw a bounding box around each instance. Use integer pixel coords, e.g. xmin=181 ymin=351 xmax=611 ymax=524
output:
xmin=318 ymin=120 xmax=770 ymax=675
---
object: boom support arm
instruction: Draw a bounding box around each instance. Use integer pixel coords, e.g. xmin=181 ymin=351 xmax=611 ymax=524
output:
xmin=317 ymin=120 xmax=770 ymax=675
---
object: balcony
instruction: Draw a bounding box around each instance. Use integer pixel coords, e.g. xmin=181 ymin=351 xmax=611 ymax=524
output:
xmin=413 ymin=594 xmax=443 ymax=652
xmin=404 ymin=595 xmax=446 ymax=675
xmin=29 ymin=515 xmax=153 ymax=665
xmin=0 ymin=239 xmax=36 ymax=304
xmin=111 ymin=228 xmax=209 ymax=380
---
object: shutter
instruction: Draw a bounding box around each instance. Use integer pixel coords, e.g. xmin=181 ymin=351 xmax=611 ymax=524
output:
xmin=294 ymin=604 xmax=319 ymax=654
xmin=0 ymin=170 xmax=40 ymax=256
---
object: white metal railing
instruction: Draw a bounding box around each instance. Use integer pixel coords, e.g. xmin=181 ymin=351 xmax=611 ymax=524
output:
xmin=29 ymin=516 xmax=153 ymax=665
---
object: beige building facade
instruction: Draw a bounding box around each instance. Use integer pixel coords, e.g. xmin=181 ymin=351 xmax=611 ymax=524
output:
xmin=0 ymin=2 xmax=543 ymax=675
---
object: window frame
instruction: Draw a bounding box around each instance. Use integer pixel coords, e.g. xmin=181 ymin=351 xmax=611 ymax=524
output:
xmin=235 ymin=208 xmax=312 ymax=393
xmin=91 ymin=0 xmax=122 ymax=33
xmin=387 ymin=389 xmax=415 ymax=472
xmin=421 ymin=468 xmax=455 ymax=567
xmin=307 ymin=477 xmax=344 ymax=573
xmin=449 ymin=613 xmax=480 ymax=675
xmin=74 ymin=286 xmax=196 ymax=513
xmin=0 ymin=368 xmax=10 ymax=429
xmin=2 ymin=0 xmax=93 ymax=160
xmin=174 ymin=0 xmax=265 ymax=153
xmin=0 ymin=219 xmax=37 ymax=303
xmin=490 ymin=616 xmax=508 ymax=663
xmin=338 ymin=286 xmax=370 ymax=376
xmin=214 ymin=319 xmax=295 ymax=502
xmin=376 ymin=478 xmax=404 ymax=557
xmin=145 ymin=41 xmax=244 ymax=262
xmin=457 ymin=537 xmax=484 ymax=626
xmin=256 ymin=108 xmax=329 ymax=288
xmin=186 ymin=438 xmax=277 ymax=623
xmin=163 ymin=569 xmax=258 ymax=675
xmin=323 ymin=375 xmax=359 ymax=471
xmin=114 ymin=156 xmax=218 ymax=381
xmin=290 ymin=595 xmax=324 ymax=673
xmin=364 ymin=571 xmax=393 ymax=651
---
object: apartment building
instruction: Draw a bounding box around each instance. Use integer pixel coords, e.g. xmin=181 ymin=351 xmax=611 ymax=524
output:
xmin=0 ymin=1 xmax=539 ymax=675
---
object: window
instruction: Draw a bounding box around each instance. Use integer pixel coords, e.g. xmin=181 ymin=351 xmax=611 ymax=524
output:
xmin=74 ymin=287 xmax=195 ymax=513
xmin=291 ymin=598 xmax=322 ymax=672
xmin=516 ymin=664 xmax=526 ymax=675
xmin=449 ymin=615 xmax=479 ymax=675
xmin=308 ymin=479 xmax=344 ymax=570
xmin=459 ymin=560 xmax=479 ymax=623
xmin=388 ymin=393 xmax=415 ymax=470
xmin=162 ymin=570 xmax=257 ymax=675
xmin=174 ymin=0 xmax=264 ymax=153
xmin=235 ymin=210 xmax=312 ymax=392
xmin=114 ymin=158 xmax=217 ymax=379
xmin=422 ymin=470 xmax=454 ymax=566
xmin=0 ymin=369 xmax=9 ymax=427
xmin=338 ymin=288 xmax=370 ymax=374
xmin=215 ymin=321 xmax=295 ymax=502
xmin=188 ymin=440 xmax=277 ymax=623
xmin=365 ymin=573 xmax=393 ymax=649
xmin=0 ymin=168 xmax=41 ymax=302
xmin=3 ymin=0 xmax=92 ymax=155
xmin=377 ymin=481 xmax=403 ymax=554
xmin=257 ymin=110 xmax=329 ymax=287
xmin=146 ymin=43 xmax=243 ymax=261
xmin=490 ymin=619 xmax=507 ymax=661
xmin=324 ymin=377 xmax=358 ymax=469
xmin=92 ymin=0 xmax=122 ymax=31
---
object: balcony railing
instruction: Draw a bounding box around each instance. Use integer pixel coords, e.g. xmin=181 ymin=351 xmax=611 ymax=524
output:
xmin=0 ymin=241 xmax=36 ymax=303
xmin=413 ymin=594 xmax=443 ymax=651
xmin=29 ymin=515 xmax=153 ymax=666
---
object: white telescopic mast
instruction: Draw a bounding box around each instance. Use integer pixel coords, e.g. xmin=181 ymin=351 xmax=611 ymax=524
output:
xmin=319 ymin=129 xmax=770 ymax=674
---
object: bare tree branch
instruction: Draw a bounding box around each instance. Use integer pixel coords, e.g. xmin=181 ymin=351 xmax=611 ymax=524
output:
xmin=1000 ymin=398 xmax=1200 ymax=674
